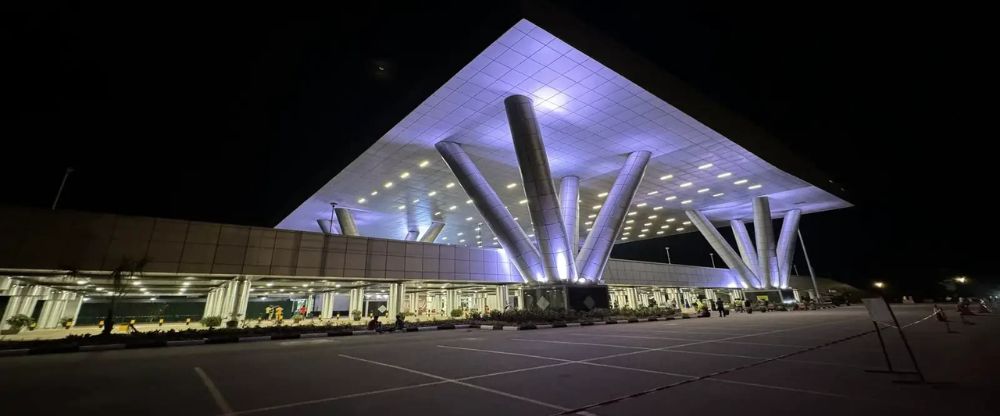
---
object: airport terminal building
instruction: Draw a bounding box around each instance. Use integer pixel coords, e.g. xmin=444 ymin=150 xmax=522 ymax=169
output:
xmin=1 ymin=17 xmax=850 ymax=330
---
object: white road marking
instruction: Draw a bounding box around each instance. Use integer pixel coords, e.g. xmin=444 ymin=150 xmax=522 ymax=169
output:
xmin=566 ymin=332 xmax=811 ymax=348
xmin=278 ymin=339 xmax=334 ymax=346
xmin=194 ymin=367 xmax=234 ymax=415
xmin=230 ymin=381 xmax=447 ymax=415
xmin=337 ymin=354 xmax=582 ymax=414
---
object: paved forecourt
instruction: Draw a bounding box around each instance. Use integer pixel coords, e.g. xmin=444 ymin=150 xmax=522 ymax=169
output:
xmin=1 ymin=304 xmax=996 ymax=416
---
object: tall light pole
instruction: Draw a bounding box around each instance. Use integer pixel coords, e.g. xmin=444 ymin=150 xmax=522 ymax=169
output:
xmin=798 ymin=229 xmax=821 ymax=304
xmin=51 ymin=167 xmax=74 ymax=210
xmin=664 ymin=247 xmax=672 ymax=264
xmin=709 ymin=252 xmax=716 ymax=268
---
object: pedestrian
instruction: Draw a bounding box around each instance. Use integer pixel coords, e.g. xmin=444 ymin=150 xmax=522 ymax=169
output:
xmin=265 ymin=305 xmax=273 ymax=321
xmin=298 ymin=304 xmax=308 ymax=318
xmin=716 ymin=299 xmax=726 ymax=317
xmin=274 ymin=305 xmax=284 ymax=322
xmin=395 ymin=313 xmax=405 ymax=331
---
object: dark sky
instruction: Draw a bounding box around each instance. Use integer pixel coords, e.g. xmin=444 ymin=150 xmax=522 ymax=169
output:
xmin=2 ymin=2 xmax=993 ymax=294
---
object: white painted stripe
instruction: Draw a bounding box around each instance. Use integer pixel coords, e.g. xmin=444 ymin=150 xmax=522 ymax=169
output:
xmin=238 ymin=336 xmax=270 ymax=343
xmin=300 ymin=332 xmax=327 ymax=338
xmin=231 ymin=381 xmax=447 ymax=415
xmin=338 ymin=354 xmax=572 ymax=412
xmin=194 ymin=367 xmax=234 ymax=415
xmin=167 ymin=339 xmax=205 ymax=346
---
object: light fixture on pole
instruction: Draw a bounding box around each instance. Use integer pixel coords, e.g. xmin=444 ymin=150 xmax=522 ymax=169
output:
xmin=664 ymin=247 xmax=672 ymax=264
xmin=709 ymin=252 xmax=716 ymax=268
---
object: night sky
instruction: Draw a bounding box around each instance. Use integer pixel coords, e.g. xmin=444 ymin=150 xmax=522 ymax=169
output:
xmin=3 ymin=2 xmax=993 ymax=295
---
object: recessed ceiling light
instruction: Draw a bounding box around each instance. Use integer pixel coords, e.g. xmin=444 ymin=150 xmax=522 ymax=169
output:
xmin=653 ymin=206 xmax=663 ymax=211
xmin=449 ymin=205 xmax=457 ymax=210
xmin=627 ymin=211 xmax=637 ymax=216
xmin=697 ymin=188 xmax=710 ymax=193
xmin=442 ymin=237 xmax=448 ymax=240
xmin=734 ymin=179 xmax=748 ymax=185
xmin=513 ymin=217 xmax=519 ymax=221
xmin=683 ymin=221 xmax=691 ymax=225
xmin=465 ymin=217 xmax=473 ymax=221
xmin=626 ymin=219 xmax=634 ymax=224
xmin=434 ymin=211 xmax=441 ymax=216
xmin=712 ymin=193 xmax=724 ymax=197
xmin=665 ymin=196 xmax=677 ymax=201
xmin=466 ymin=199 xmax=473 ymax=204
xmin=183 ymin=282 xmax=191 ymax=286
xmin=656 ymin=231 xmax=664 ymax=235
xmin=680 ymin=182 xmax=693 ymax=188
xmin=646 ymin=191 xmax=659 ymax=196
xmin=357 ymin=198 xmax=367 ymax=203
xmin=371 ymin=191 xmax=378 ymax=196
xmin=597 ymin=192 xmax=608 ymax=198
xmin=592 ymin=205 xmax=602 ymax=210
xmin=717 ymin=172 xmax=732 ymax=178
xmin=400 ymin=172 xmax=410 ymax=179
xmin=623 ymin=232 xmax=631 ymax=236
xmin=660 ymin=174 xmax=673 ymax=180
xmin=638 ymin=234 xmax=646 ymax=238
xmin=620 ymin=237 xmax=628 ymax=240
xmin=588 ymin=214 xmax=596 ymax=218
xmin=398 ymin=205 xmax=406 ymax=210
xmin=76 ymin=280 xmax=86 ymax=285
xmin=506 ymin=183 xmax=517 ymax=189
xmin=648 ymin=215 xmax=657 ymax=219
xmin=676 ymin=227 xmax=685 ymax=231
xmin=446 ymin=182 xmax=455 ymax=188
xmin=660 ymin=225 xmax=670 ymax=229
xmin=698 ymin=163 xmax=713 ymax=170
xmin=266 ymin=283 xmax=273 ymax=287
xmin=624 ymin=226 xmax=632 ymax=230
xmin=666 ymin=218 xmax=676 ymax=222
xmin=637 ymin=202 xmax=647 ymax=207
xmin=585 ymin=221 xmax=593 ymax=225
xmin=681 ymin=200 xmax=692 ymax=204
xmin=459 ymin=239 xmax=465 ymax=243
xmin=519 ymin=199 xmax=528 ymax=204
xmin=412 ymin=199 xmax=420 ymax=203
xmin=748 ymin=184 xmax=763 ymax=190
xmin=419 ymin=160 xmax=430 ymax=168
xmin=640 ymin=229 xmax=649 ymax=232
xmin=643 ymin=222 xmax=652 ymax=226
xmin=428 ymin=191 xmax=437 ymax=196
xmin=586 ymin=228 xmax=593 ymax=232
xmin=474 ymin=227 xmax=481 ymax=231
xmin=384 ymin=182 xmax=393 ymax=188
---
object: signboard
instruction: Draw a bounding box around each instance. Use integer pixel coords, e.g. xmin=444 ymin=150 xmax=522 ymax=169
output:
xmin=862 ymin=297 xmax=895 ymax=325
xmin=756 ymin=295 xmax=770 ymax=301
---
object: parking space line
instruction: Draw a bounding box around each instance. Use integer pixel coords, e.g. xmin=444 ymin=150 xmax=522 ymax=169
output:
xmin=337 ymin=354 xmax=581 ymax=414
xmin=705 ymin=378 xmax=853 ymax=398
xmin=194 ymin=367 xmax=234 ymax=415
xmin=564 ymin=332 xmax=810 ymax=348
xmin=509 ymin=338 xmax=768 ymax=360
xmin=438 ymin=344 xmax=697 ymax=379
xmin=229 ymin=381 xmax=448 ymax=415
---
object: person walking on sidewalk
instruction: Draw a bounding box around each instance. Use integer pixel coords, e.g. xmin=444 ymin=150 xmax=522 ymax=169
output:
xmin=716 ymin=299 xmax=726 ymax=317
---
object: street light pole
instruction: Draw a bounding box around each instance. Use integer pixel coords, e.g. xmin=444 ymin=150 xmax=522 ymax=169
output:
xmin=664 ymin=247 xmax=672 ymax=264
xmin=709 ymin=252 xmax=716 ymax=268
xmin=51 ymin=167 xmax=74 ymax=210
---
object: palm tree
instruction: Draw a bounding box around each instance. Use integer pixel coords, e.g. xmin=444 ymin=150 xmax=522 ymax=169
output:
xmin=101 ymin=258 xmax=147 ymax=336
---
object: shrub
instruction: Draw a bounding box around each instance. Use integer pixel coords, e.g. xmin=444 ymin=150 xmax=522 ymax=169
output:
xmin=59 ymin=317 xmax=74 ymax=329
xmin=5 ymin=314 xmax=33 ymax=332
xmin=450 ymin=309 xmax=464 ymax=318
xmin=200 ymin=316 xmax=223 ymax=328
xmin=351 ymin=310 xmax=362 ymax=321
xmin=292 ymin=314 xmax=304 ymax=323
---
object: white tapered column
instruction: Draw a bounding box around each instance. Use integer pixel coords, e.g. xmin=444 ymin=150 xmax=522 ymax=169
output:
xmin=730 ymin=220 xmax=762 ymax=286
xmin=753 ymin=197 xmax=780 ymax=288
xmin=559 ymin=176 xmax=581 ymax=253
xmin=418 ymin=222 xmax=444 ymax=243
xmin=775 ymin=209 xmax=802 ymax=289
xmin=576 ymin=151 xmax=651 ymax=282
xmin=335 ymin=207 xmax=360 ymax=236
xmin=686 ymin=210 xmax=756 ymax=288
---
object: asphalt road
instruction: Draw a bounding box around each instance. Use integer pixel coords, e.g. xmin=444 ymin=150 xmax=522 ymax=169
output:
xmin=2 ymin=304 xmax=996 ymax=416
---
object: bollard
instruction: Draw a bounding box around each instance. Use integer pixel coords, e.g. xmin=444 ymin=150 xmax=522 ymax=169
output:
xmin=158 ymin=318 xmax=164 ymax=327
xmin=185 ymin=318 xmax=191 ymax=326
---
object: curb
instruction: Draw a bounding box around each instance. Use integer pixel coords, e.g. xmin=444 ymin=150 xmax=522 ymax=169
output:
xmin=1 ymin=315 xmax=691 ymax=357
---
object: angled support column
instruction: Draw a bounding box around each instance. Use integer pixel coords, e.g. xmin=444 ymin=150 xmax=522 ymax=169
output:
xmin=234 ymin=278 xmax=251 ymax=320
xmin=404 ymin=230 xmax=419 ymax=241
xmin=334 ymin=206 xmax=360 ymax=236
xmin=753 ymin=197 xmax=780 ymax=288
xmin=559 ymin=176 xmax=581 ymax=253
xmin=418 ymin=222 xmax=444 ymax=243
xmin=320 ymin=292 xmax=334 ymax=319
xmin=576 ymin=151 xmax=651 ymax=282
xmin=317 ymin=219 xmax=334 ymax=235
xmin=729 ymin=220 xmax=764 ymax=287
xmin=505 ymin=95 xmax=578 ymax=282
xmin=685 ymin=210 xmax=756 ymax=288
xmin=436 ymin=141 xmax=544 ymax=283
xmin=776 ymin=209 xmax=802 ymax=289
